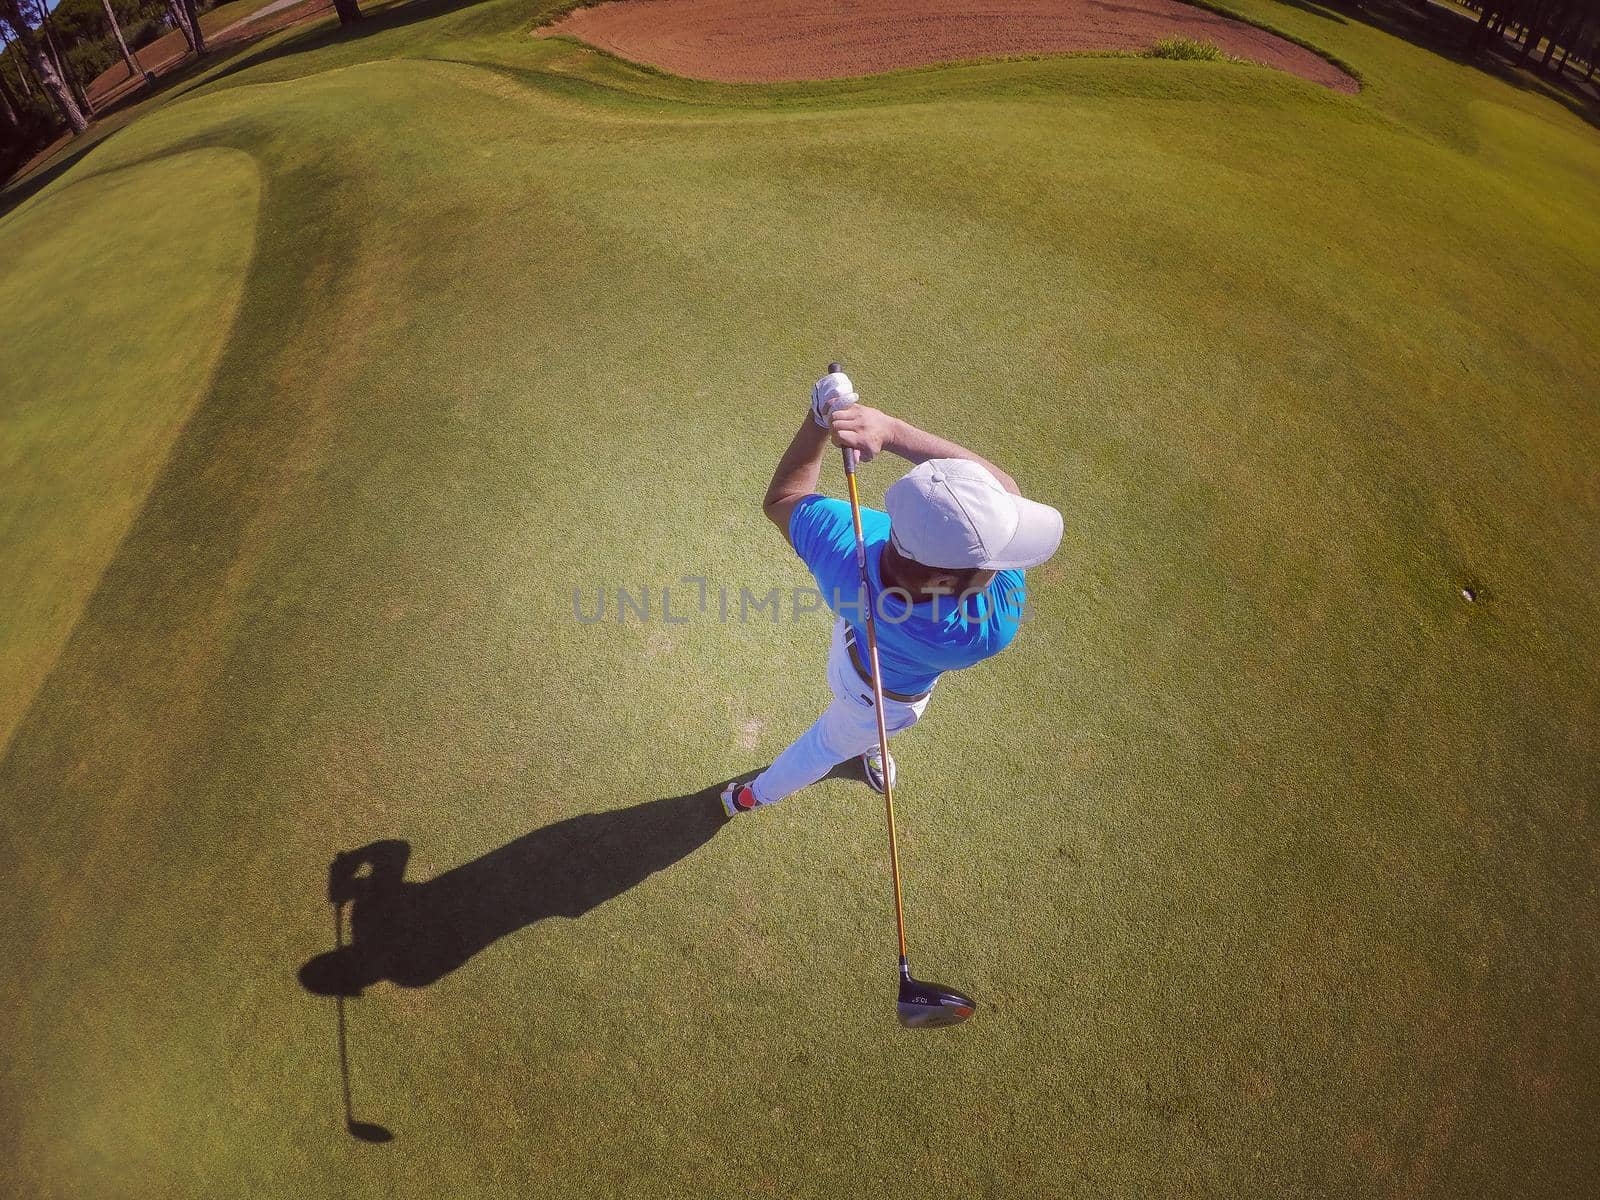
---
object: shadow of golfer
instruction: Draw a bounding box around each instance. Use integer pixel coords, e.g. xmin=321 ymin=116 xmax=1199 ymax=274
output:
xmin=298 ymin=784 xmax=730 ymax=997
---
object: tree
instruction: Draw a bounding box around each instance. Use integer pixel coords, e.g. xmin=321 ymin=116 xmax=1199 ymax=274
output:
xmin=1518 ymin=0 xmax=1547 ymax=60
xmin=0 ymin=0 xmax=88 ymax=134
xmin=0 ymin=65 xmax=16 ymax=127
xmin=332 ymin=0 xmax=361 ymax=23
xmin=99 ymin=0 xmax=142 ymax=81
xmin=1467 ymin=0 xmax=1597 ymax=68
xmin=167 ymin=0 xmax=204 ymax=55
xmin=3 ymin=36 xmax=37 ymax=99
xmin=178 ymin=0 xmax=204 ymax=55
xmin=38 ymin=0 xmax=89 ymax=113
xmin=1542 ymin=10 xmax=1574 ymax=67
xmin=1564 ymin=0 xmax=1600 ymax=74
xmin=165 ymin=0 xmax=191 ymax=48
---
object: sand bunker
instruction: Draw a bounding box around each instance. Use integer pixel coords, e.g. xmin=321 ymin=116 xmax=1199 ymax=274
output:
xmin=539 ymin=0 xmax=1357 ymax=93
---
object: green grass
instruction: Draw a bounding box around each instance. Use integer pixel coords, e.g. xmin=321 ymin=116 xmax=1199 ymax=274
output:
xmin=1 ymin=1 xmax=1597 ymax=1197
xmin=1148 ymin=36 xmax=1232 ymax=61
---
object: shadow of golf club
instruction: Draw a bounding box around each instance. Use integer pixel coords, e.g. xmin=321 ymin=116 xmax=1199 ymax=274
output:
xmin=299 ymin=781 xmax=735 ymax=1139
xmin=332 ymin=903 xmax=393 ymax=1143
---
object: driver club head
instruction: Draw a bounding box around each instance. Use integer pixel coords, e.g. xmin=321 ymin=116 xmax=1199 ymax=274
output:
xmin=897 ymin=975 xmax=977 ymax=1029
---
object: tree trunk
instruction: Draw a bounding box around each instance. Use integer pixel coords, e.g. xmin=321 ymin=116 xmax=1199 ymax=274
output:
xmin=39 ymin=5 xmax=90 ymax=114
xmin=1552 ymin=15 xmax=1586 ymax=72
xmin=167 ymin=0 xmax=197 ymax=53
xmin=1471 ymin=3 xmax=1498 ymax=49
xmin=0 ymin=72 xmax=16 ymax=128
xmin=1513 ymin=0 xmax=1539 ymax=43
xmin=1518 ymin=0 xmax=1544 ymax=59
xmin=99 ymin=0 xmax=143 ymax=81
xmin=18 ymin=63 xmax=35 ymax=98
xmin=1538 ymin=17 xmax=1560 ymax=65
xmin=178 ymin=0 xmax=206 ymax=54
xmin=1537 ymin=4 xmax=1568 ymax=65
xmin=331 ymin=0 xmax=362 ymax=23
xmin=0 ymin=0 xmax=88 ymax=133
xmin=0 ymin=61 xmax=19 ymax=113
xmin=1547 ymin=23 xmax=1572 ymax=70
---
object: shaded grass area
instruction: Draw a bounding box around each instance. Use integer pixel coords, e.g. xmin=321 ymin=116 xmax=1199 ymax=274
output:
xmin=1 ymin=2 xmax=1598 ymax=1198
xmin=0 ymin=148 xmax=261 ymax=749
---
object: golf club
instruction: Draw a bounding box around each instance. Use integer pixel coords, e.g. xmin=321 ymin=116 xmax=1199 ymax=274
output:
xmin=330 ymin=888 xmax=394 ymax=1143
xmin=828 ymin=360 xmax=977 ymax=1031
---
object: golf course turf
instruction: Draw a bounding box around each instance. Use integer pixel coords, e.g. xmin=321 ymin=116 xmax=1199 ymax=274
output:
xmin=1 ymin=0 xmax=1597 ymax=1196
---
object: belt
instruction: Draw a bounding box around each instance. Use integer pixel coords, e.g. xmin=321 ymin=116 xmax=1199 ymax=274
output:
xmin=844 ymin=627 xmax=933 ymax=704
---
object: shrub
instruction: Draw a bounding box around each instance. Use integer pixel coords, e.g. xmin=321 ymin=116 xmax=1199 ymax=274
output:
xmin=1147 ymin=37 xmax=1230 ymax=61
xmin=68 ymin=36 xmax=120 ymax=85
xmin=125 ymin=15 xmax=170 ymax=52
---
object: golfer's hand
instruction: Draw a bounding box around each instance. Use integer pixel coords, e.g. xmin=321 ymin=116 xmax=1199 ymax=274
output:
xmin=811 ymin=370 xmax=858 ymax=428
xmin=829 ymin=405 xmax=897 ymax=462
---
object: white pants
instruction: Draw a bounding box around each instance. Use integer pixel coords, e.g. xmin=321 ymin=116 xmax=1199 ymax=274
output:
xmin=751 ymin=618 xmax=934 ymax=805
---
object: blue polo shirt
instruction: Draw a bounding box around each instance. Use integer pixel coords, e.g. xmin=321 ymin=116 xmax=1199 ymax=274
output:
xmin=788 ymin=494 xmax=1026 ymax=696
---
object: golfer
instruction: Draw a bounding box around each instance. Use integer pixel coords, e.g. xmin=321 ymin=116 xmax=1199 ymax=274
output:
xmin=722 ymin=370 xmax=1064 ymax=816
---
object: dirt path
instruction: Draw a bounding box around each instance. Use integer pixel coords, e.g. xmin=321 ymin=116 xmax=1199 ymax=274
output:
xmin=539 ymin=0 xmax=1358 ymax=93
xmin=216 ymin=0 xmax=314 ymax=37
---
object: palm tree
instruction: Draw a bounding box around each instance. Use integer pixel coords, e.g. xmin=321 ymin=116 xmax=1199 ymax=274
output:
xmin=0 ymin=0 xmax=87 ymax=134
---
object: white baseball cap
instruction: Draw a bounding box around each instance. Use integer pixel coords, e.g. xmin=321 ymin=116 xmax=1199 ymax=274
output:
xmin=884 ymin=458 xmax=1063 ymax=570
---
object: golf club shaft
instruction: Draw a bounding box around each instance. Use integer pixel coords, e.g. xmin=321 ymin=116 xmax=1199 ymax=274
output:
xmin=841 ymin=445 xmax=911 ymax=967
xmin=334 ymin=904 xmax=355 ymax=1128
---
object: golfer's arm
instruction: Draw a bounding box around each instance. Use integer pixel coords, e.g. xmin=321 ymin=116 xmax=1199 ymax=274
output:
xmin=763 ymin=417 xmax=832 ymax=536
xmin=885 ymin=417 xmax=1020 ymax=495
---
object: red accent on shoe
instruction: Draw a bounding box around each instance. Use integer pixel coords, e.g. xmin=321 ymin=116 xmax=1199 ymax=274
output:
xmin=735 ymin=786 xmax=757 ymax=811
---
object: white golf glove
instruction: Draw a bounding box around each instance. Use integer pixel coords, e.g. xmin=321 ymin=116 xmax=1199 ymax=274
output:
xmin=811 ymin=370 xmax=858 ymax=429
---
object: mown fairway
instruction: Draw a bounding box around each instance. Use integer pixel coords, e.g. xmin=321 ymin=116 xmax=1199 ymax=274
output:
xmin=2 ymin=2 xmax=1597 ymax=1196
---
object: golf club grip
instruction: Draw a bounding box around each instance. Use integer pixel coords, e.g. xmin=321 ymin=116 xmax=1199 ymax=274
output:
xmin=826 ymin=362 xmax=859 ymax=473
